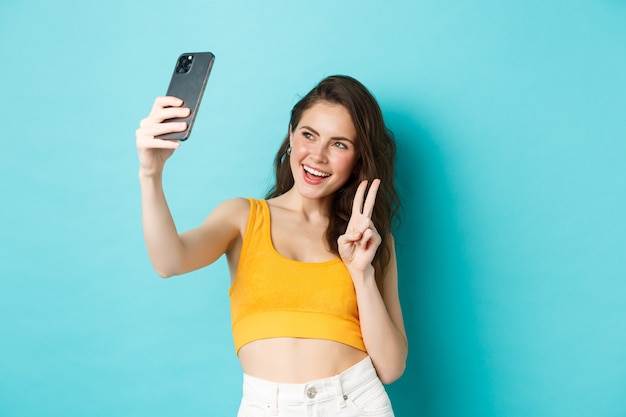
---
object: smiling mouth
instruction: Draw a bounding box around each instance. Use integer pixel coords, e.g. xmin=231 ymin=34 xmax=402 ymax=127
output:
xmin=303 ymin=165 xmax=331 ymax=178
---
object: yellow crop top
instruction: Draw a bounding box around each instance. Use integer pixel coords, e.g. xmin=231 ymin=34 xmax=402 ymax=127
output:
xmin=229 ymin=198 xmax=366 ymax=354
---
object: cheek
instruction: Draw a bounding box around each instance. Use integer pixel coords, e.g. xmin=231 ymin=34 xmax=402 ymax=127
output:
xmin=333 ymin=153 xmax=358 ymax=173
xmin=290 ymin=139 xmax=309 ymax=158
xmin=289 ymin=145 xmax=306 ymax=171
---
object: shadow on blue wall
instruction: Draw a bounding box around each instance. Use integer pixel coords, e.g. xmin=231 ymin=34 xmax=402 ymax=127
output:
xmin=384 ymin=109 xmax=495 ymax=417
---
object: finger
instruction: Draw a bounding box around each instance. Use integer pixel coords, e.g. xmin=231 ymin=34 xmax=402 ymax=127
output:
xmin=140 ymin=121 xmax=188 ymax=138
xmin=154 ymin=106 xmax=191 ymax=123
xmin=351 ymin=180 xmax=368 ymax=216
xmin=361 ymin=228 xmax=374 ymax=245
xmin=152 ymin=96 xmax=184 ymax=112
xmin=360 ymin=226 xmax=382 ymax=248
xmin=337 ymin=233 xmax=351 ymax=247
xmin=136 ymin=135 xmax=180 ymax=149
xmin=348 ymin=230 xmax=363 ymax=243
xmin=141 ymin=107 xmax=190 ymax=127
xmin=338 ymin=229 xmax=362 ymax=245
xmin=362 ymin=179 xmax=381 ymax=218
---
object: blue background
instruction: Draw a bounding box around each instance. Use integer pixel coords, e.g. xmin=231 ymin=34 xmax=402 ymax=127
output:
xmin=1 ymin=1 xmax=625 ymax=416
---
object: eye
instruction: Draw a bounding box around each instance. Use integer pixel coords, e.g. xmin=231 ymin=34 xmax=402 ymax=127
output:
xmin=302 ymin=131 xmax=314 ymax=140
xmin=333 ymin=141 xmax=348 ymax=150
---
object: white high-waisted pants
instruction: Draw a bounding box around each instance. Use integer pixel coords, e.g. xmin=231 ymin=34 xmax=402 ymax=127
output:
xmin=237 ymin=356 xmax=395 ymax=417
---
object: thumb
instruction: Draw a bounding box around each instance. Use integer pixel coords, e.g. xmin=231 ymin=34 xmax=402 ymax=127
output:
xmin=339 ymin=230 xmax=359 ymax=245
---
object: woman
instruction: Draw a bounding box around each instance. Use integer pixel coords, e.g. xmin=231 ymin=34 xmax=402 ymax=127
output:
xmin=136 ymin=75 xmax=407 ymax=417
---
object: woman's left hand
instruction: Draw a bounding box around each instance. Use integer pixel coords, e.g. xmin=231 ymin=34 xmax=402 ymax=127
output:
xmin=338 ymin=179 xmax=382 ymax=274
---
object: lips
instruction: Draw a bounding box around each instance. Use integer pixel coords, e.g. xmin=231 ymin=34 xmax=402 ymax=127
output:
xmin=303 ymin=165 xmax=330 ymax=177
xmin=302 ymin=164 xmax=331 ymax=184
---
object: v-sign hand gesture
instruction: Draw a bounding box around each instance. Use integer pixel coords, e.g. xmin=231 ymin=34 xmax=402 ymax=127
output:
xmin=338 ymin=179 xmax=382 ymax=274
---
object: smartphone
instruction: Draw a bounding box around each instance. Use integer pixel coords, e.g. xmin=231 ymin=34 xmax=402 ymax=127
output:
xmin=157 ymin=52 xmax=215 ymax=141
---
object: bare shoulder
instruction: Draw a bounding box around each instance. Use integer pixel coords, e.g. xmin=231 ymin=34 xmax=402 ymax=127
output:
xmin=205 ymin=197 xmax=251 ymax=230
xmin=175 ymin=198 xmax=252 ymax=274
xmin=208 ymin=198 xmax=251 ymax=270
xmin=214 ymin=197 xmax=251 ymax=215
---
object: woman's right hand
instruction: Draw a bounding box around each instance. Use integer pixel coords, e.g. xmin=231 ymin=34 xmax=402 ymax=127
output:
xmin=136 ymin=96 xmax=190 ymax=177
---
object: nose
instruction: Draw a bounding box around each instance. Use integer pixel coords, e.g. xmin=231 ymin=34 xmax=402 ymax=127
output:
xmin=310 ymin=141 xmax=328 ymax=163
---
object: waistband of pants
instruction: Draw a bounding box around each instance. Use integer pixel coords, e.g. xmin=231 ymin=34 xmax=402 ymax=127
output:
xmin=241 ymin=356 xmax=378 ymax=406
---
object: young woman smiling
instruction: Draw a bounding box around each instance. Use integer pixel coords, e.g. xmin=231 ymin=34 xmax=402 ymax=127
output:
xmin=136 ymin=75 xmax=407 ymax=417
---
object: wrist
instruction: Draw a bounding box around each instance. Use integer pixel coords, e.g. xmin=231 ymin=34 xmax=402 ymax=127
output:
xmin=348 ymin=264 xmax=376 ymax=286
xmin=138 ymin=167 xmax=164 ymax=182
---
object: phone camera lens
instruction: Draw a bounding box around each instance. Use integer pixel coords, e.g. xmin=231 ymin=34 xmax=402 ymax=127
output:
xmin=175 ymin=55 xmax=193 ymax=74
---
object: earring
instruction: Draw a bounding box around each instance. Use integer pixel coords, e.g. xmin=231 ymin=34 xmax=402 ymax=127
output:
xmin=286 ymin=146 xmax=292 ymax=155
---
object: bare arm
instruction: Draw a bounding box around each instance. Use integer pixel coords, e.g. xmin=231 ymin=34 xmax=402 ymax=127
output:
xmin=348 ymin=238 xmax=407 ymax=384
xmin=338 ymin=180 xmax=408 ymax=384
xmin=137 ymin=97 xmax=247 ymax=277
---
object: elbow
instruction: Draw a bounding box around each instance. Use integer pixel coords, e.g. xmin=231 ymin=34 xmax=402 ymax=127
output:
xmin=374 ymin=340 xmax=409 ymax=384
xmin=152 ymin=263 xmax=181 ymax=279
xmin=149 ymin=253 xmax=185 ymax=279
xmin=377 ymin=362 xmax=406 ymax=385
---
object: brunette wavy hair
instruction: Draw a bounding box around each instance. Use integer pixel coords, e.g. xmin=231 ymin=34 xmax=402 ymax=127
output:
xmin=266 ymin=75 xmax=399 ymax=286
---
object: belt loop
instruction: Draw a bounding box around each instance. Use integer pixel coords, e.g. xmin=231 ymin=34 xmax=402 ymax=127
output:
xmin=332 ymin=376 xmax=347 ymax=409
xmin=270 ymin=383 xmax=279 ymax=416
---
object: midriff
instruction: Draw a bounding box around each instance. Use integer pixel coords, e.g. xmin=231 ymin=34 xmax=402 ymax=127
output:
xmin=238 ymin=337 xmax=369 ymax=383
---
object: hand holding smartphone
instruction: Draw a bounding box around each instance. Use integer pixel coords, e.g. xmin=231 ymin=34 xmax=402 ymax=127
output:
xmin=157 ymin=52 xmax=215 ymax=141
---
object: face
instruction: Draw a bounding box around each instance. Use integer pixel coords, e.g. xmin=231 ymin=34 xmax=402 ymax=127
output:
xmin=289 ymin=101 xmax=358 ymax=202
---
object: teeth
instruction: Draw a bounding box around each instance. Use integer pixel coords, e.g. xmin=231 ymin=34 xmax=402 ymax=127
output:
xmin=303 ymin=165 xmax=330 ymax=177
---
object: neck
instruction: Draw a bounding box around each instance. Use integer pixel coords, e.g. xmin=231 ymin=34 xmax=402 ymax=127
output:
xmin=277 ymin=188 xmax=333 ymax=220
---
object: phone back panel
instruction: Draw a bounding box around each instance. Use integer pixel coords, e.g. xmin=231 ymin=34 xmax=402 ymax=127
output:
xmin=159 ymin=52 xmax=215 ymax=141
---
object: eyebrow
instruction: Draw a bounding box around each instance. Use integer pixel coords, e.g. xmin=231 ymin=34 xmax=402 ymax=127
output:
xmin=299 ymin=125 xmax=356 ymax=145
